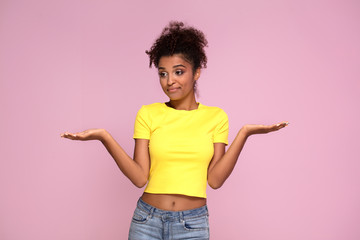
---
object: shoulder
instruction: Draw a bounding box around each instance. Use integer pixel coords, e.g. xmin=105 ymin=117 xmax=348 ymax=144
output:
xmin=199 ymin=104 xmax=228 ymax=117
xmin=136 ymin=103 xmax=166 ymax=117
xmin=139 ymin=102 xmax=163 ymax=110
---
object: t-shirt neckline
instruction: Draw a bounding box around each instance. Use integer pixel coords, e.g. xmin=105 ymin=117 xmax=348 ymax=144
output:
xmin=162 ymin=102 xmax=202 ymax=112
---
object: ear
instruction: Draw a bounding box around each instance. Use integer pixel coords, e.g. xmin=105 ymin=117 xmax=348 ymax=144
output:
xmin=194 ymin=68 xmax=201 ymax=81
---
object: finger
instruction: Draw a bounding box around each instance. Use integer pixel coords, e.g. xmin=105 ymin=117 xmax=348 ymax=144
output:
xmin=73 ymin=131 xmax=86 ymax=137
xmin=282 ymin=122 xmax=289 ymax=127
xmin=60 ymin=132 xmax=70 ymax=138
xmin=70 ymin=133 xmax=79 ymax=138
xmin=269 ymin=124 xmax=281 ymax=132
xmin=276 ymin=122 xmax=289 ymax=129
xmin=62 ymin=132 xmax=78 ymax=140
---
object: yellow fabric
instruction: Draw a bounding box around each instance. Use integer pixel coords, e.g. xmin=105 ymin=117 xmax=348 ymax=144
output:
xmin=133 ymin=103 xmax=229 ymax=198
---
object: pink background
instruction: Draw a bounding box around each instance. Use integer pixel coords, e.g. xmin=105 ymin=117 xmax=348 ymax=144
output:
xmin=1 ymin=0 xmax=359 ymax=239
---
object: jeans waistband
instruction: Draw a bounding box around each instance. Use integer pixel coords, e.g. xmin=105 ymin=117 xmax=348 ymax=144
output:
xmin=137 ymin=197 xmax=208 ymax=221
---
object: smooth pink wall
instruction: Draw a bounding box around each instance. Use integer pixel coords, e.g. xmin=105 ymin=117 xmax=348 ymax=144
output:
xmin=1 ymin=0 xmax=359 ymax=239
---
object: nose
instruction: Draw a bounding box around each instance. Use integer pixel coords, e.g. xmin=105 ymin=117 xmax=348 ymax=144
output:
xmin=167 ymin=75 xmax=175 ymax=86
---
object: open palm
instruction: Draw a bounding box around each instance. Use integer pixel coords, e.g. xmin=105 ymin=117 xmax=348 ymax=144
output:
xmin=243 ymin=122 xmax=289 ymax=136
xmin=60 ymin=128 xmax=106 ymax=141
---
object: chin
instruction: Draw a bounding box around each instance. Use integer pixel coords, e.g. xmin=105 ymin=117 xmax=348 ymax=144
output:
xmin=166 ymin=94 xmax=182 ymax=101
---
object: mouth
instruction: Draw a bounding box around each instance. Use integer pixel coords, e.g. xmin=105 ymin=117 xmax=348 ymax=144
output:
xmin=167 ymin=87 xmax=180 ymax=93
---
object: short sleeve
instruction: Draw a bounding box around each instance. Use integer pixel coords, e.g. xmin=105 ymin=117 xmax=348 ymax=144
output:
xmin=213 ymin=110 xmax=229 ymax=145
xmin=133 ymin=105 xmax=151 ymax=139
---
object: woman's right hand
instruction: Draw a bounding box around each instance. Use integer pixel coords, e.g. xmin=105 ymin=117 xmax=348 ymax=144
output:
xmin=60 ymin=128 xmax=107 ymax=141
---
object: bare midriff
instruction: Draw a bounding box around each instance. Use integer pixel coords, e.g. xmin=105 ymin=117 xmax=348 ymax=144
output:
xmin=141 ymin=192 xmax=207 ymax=211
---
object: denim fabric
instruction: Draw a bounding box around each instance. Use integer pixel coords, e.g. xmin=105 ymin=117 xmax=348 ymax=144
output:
xmin=128 ymin=197 xmax=210 ymax=240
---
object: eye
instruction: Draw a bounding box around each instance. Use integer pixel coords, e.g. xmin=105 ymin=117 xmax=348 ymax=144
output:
xmin=159 ymin=71 xmax=168 ymax=78
xmin=175 ymin=70 xmax=183 ymax=76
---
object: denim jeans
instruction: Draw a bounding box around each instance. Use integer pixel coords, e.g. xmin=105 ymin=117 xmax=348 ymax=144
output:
xmin=128 ymin=197 xmax=210 ymax=240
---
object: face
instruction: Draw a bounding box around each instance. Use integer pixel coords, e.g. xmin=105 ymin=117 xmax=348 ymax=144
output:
xmin=158 ymin=54 xmax=200 ymax=101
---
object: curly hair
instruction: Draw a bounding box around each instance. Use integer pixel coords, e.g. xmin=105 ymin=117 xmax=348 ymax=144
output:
xmin=146 ymin=21 xmax=208 ymax=73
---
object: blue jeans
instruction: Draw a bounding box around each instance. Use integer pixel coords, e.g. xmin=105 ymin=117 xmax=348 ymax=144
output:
xmin=128 ymin=197 xmax=210 ymax=240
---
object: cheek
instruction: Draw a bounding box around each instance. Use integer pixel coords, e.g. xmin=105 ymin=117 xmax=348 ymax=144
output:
xmin=159 ymin=79 xmax=166 ymax=88
xmin=185 ymin=78 xmax=196 ymax=88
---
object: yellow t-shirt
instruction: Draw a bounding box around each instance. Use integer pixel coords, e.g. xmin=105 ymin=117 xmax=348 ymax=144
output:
xmin=133 ymin=103 xmax=229 ymax=198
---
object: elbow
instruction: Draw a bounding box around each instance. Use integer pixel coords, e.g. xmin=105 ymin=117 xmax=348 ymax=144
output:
xmin=208 ymin=179 xmax=223 ymax=190
xmin=133 ymin=176 xmax=148 ymax=188
xmin=135 ymin=183 xmax=146 ymax=188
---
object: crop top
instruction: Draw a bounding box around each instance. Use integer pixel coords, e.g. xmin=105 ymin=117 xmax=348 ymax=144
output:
xmin=133 ymin=102 xmax=229 ymax=198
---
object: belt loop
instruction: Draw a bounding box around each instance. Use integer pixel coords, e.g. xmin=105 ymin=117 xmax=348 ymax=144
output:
xmin=179 ymin=211 xmax=184 ymax=223
xmin=149 ymin=205 xmax=155 ymax=219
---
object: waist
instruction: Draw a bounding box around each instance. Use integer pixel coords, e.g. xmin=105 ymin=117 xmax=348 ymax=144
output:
xmin=141 ymin=192 xmax=207 ymax=211
xmin=137 ymin=196 xmax=208 ymax=220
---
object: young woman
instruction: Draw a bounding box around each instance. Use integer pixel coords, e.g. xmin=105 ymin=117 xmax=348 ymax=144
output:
xmin=61 ymin=21 xmax=288 ymax=240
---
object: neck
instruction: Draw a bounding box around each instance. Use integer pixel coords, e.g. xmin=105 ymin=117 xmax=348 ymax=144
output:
xmin=168 ymin=97 xmax=198 ymax=111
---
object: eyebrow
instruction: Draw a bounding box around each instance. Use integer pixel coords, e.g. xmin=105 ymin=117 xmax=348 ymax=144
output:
xmin=158 ymin=64 xmax=186 ymax=70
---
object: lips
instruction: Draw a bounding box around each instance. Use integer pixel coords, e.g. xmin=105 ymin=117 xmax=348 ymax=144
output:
xmin=167 ymin=87 xmax=180 ymax=93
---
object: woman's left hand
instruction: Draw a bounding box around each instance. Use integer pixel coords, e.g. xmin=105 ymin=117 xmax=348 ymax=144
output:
xmin=242 ymin=122 xmax=289 ymax=137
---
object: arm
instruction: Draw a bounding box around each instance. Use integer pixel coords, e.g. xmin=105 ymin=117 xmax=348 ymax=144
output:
xmin=61 ymin=129 xmax=150 ymax=188
xmin=207 ymin=122 xmax=289 ymax=189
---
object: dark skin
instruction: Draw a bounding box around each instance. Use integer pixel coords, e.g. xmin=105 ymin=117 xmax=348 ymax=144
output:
xmin=61 ymin=54 xmax=289 ymax=211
